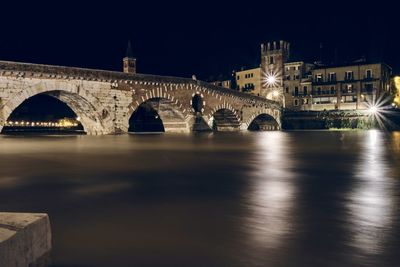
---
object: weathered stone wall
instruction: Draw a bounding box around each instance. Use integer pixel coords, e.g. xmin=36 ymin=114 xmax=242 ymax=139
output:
xmin=0 ymin=213 xmax=51 ymax=267
xmin=0 ymin=60 xmax=281 ymax=134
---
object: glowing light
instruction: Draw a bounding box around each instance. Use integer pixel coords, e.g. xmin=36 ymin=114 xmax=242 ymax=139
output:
xmin=362 ymin=93 xmax=398 ymax=130
xmin=267 ymin=75 xmax=276 ymax=85
xmin=261 ymin=67 xmax=282 ymax=89
xmin=5 ymin=118 xmax=80 ymax=128
xmin=272 ymin=90 xmax=279 ymax=97
xmin=368 ymin=106 xmax=378 ymax=114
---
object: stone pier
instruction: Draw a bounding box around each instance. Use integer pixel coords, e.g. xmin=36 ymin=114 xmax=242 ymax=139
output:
xmin=0 ymin=213 xmax=51 ymax=267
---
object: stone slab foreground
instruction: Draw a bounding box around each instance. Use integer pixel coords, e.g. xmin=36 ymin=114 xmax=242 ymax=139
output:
xmin=0 ymin=213 xmax=51 ymax=267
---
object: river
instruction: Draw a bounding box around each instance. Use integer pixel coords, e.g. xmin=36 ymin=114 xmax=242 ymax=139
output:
xmin=0 ymin=131 xmax=399 ymax=267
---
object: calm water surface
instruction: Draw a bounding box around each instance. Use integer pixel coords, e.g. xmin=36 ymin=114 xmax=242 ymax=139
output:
xmin=0 ymin=131 xmax=400 ymax=267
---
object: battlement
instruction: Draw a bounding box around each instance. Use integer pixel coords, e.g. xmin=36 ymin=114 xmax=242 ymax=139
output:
xmin=261 ymin=40 xmax=290 ymax=53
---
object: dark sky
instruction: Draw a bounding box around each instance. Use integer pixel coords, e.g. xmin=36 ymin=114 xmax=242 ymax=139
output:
xmin=0 ymin=0 xmax=398 ymax=79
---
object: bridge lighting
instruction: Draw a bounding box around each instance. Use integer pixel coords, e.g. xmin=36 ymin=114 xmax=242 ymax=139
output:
xmin=76 ymin=116 xmax=81 ymax=121
xmin=5 ymin=118 xmax=80 ymax=128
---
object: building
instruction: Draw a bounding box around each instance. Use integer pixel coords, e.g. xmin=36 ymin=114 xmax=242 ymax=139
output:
xmin=210 ymin=79 xmax=232 ymax=89
xmin=260 ymin=40 xmax=290 ymax=99
xmin=301 ymin=61 xmax=392 ymax=110
xmin=235 ymin=67 xmax=261 ymax=95
xmin=283 ymin=61 xmax=314 ymax=108
xmin=208 ymin=73 xmax=234 ymax=90
xmin=211 ymin=40 xmax=392 ymax=111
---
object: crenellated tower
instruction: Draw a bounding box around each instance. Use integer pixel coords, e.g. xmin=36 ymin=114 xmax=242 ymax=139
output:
xmin=260 ymin=40 xmax=290 ymax=99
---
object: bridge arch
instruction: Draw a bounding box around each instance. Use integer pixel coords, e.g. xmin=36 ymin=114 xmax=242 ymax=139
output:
xmin=127 ymin=95 xmax=190 ymax=133
xmin=242 ymin=109 xmax=281 ymax=131
xmin=0 ymin=82 xmax=113 ymax=135
xmin=208 ymin=106 xmax=241 ymax=131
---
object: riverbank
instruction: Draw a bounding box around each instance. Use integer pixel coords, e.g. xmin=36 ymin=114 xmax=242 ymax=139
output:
xmin=282 ymin=109 xmax=400 ymax=130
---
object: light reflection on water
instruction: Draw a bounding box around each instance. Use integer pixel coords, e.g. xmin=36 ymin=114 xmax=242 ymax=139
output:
xmin=348 ymin=131 xmax=396 ymax=255
xmin=0 ymin=131 xmax=399 ymax=267
xmin=245 ymin=132 xmax=296 ymax=249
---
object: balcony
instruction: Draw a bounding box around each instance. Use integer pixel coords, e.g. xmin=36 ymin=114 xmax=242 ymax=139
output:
xmin=341 ymin=89 xmax=356 ymax=95
xmin=362 ymin=75 xmax=377 ymax=81
xmin=361 ymin=87 xmax=375 ymax=94
xmin=312 ymin=78 xmax=338 ymax=85
xmin=292 ymin=93 xmax=308 ymax=97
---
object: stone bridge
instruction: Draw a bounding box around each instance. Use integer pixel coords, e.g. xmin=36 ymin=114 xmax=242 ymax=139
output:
xmin=0 ymin=61 xmax=281 ymax=135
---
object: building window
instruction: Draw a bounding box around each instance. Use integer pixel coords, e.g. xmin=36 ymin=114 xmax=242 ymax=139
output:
xmin=285 ymin=87 xmax=289 ymax=93
xmin=329 ymin=72 xmax=336 ymax=82
xmin=237 ymin=75 xmax=240 ymax=80
xmin=294 ymin=87 xmax=299 ymax=96
xmin=316 ymin=73 xmax=323 ymax=82
xmin=294 ymin=74 xmax=300 ymax=80
xmin=285 ymin=75 xmax=291 ymax=81
xmin=317 ymin=87 xmax=321 ymax=95
xmin=294 ymin=99 xmax=299 ymax=106
xmin=345 ymin=71 xmax=354 ymax=81
xmin=270 ymin=57 xmax=274 ymax=64
xmin=365 ymin=83 xmax=373 ymax=93
xmin=366 ymin=69 xmax=372 ymax=79
xmin=303 ymin=86 xmax=308 ymax=95
xmin=345 ymin=84 xmax=353 ymax=93
xmin=330 ymin=86 xmax=335 ymax=94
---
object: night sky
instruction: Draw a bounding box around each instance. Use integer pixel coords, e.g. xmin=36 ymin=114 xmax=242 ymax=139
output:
xmin=0 ymin=1 xmax=398 ymax=80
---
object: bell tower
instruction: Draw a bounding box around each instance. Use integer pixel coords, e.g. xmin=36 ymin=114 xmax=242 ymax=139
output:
xmin=123 ymin=41 xmax=136 ymax=74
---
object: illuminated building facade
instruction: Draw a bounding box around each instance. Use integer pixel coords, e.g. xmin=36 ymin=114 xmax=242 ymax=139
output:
xmin=283 ymin=61 xmax=314 ymax=108
xmin=212 ymin=40 xmax=392 ymax=111
xmin=235 ymin=67 xmax=261 ymax=95
xmin=304 ymin=62 xmax=392 ymax=110
xmin=260 ymin=41 xmax=290 ymax=101
xmin=391 ymin=76 xmax=400 ymax=107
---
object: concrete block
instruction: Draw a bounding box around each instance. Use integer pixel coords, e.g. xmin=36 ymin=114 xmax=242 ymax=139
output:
xmin=0 ymin=213 xmax=51 ymax=267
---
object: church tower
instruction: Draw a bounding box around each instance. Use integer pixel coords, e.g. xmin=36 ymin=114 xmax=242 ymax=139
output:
xmin=260 ymin=40 xmax=290 ymax=98
xmin=123 ymin=41 xmax=136 ymax=74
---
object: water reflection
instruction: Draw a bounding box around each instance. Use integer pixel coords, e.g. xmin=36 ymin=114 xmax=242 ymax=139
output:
xmin=0 ymin=132 xmax=399 ymax=266
xmin=245 ymin=132 xmax=296 ymax=249
xmin=347 ymin=130 xmax=395 ymax=254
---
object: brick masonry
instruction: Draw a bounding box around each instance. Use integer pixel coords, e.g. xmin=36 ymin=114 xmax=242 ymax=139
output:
xmin=0 ymin=61 xmax=281 ymax=134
